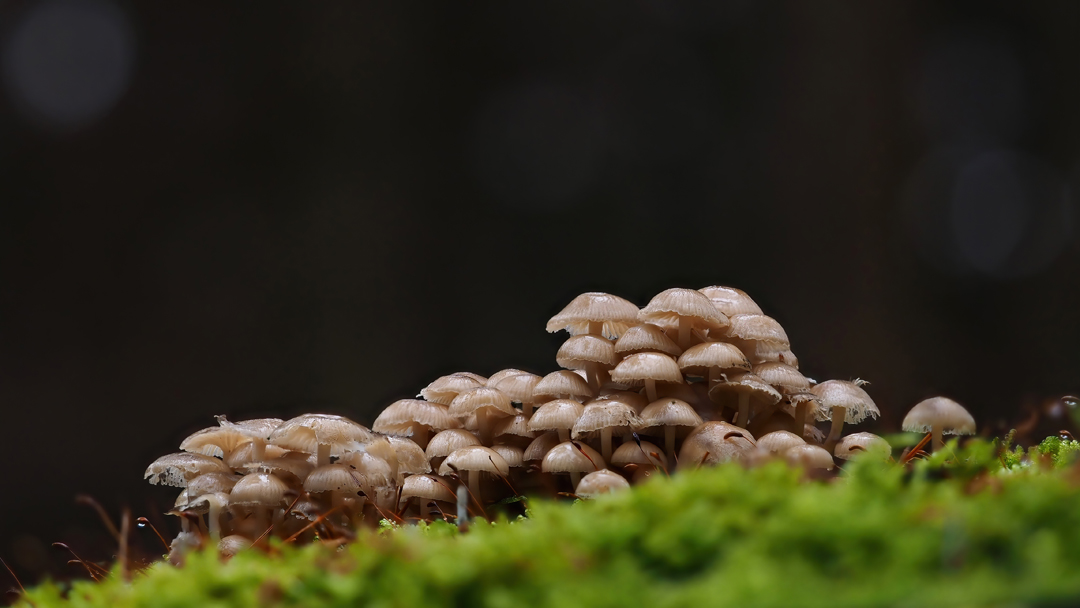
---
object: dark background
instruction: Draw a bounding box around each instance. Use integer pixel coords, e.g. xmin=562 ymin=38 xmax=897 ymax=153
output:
xmin=2 ymin=0 xmax=1079 ymax=587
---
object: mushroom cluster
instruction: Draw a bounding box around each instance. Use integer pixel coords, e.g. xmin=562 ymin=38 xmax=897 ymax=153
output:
xmin=145 ymin=286 xmax=977 ymax=561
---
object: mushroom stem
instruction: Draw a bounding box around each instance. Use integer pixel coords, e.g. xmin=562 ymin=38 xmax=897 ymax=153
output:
xmin=795 ymin=402 xmax=812 ymax=439
xmin=585 ymin=361 xmax=601 ymax=391
xmin=420 ymin=500 xmax=430 ymax=521
xmin=588 ymin=320 xmax=604 ymax=336
xmin=412 ymin=425 xmax=430 ymax=450
xmin=645 ymin=379 xmax=658 ymax=402
xmin=825 ymin=406 xmax=847 ymax=450
xmin=205 ymin=495 xmax=224 ymax=543
xmin=708 ymin=367 xmax=723 ymax=385
xmin=569 ymin=471 xmax=581 ymax=488
xmin=468 ymin=470 xmax=482 ymax=506
xmin=251 ymin=439 xmax=266 ymax=463
xmin=522 ymin=400 xmax=536 ymax=416
xmin=316 ymin=443 xmax=331 ymax=468
xmin=932 ymin=426 xmax=944 ymax=452
xmin=477 ymin=408 xmax=492 ymax=445
xmin=678 ymin=316 xmax=692 ymax=349
xmin=664 ymin=426 xmax=676 ymax=460
xmin=558 ymin=428 xmax=570 ymax=443
xmin=735 ymin=393 xmax=751 ymax=428
xmin=601 ymin=428 xmax=612 ymax=462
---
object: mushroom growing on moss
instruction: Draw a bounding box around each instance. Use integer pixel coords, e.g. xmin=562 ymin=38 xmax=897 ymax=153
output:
xmin=811 ymin=380 xmax=880 ymax=451
xmin=902 ymin=397 xmax=976 ymax=452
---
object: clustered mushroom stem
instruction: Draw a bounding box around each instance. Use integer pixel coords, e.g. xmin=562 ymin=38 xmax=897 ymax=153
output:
xmin=585 ymin=361 xmax=601 ymax=391
xmin=665 ymin=426 xmax=676 ymax=460
xmin=251 ymin=439 xmax=265 ymax=463
xmin=645 ymin=379 xmax=658 ymax=402
xmin=601 ymin=428 xmax=613 ymax=463
xmin=477 ymin=409 xmax=492 ymax=445
xmin=468 ymin=470 xmax=482 ymax=505
xmin=735 ymin=393 xmax=751 ymax=428
xmin=932 ymin=426 xmax=944 ymax=452
xmin=794 ymin=402 xmax=812 ymax=439
xmin=708 ymin=367 xmax=722 ymax=385
xmin=588 ymin=320 xmax=604 ymax=336
xmin=678 ymin=316 xmax=692 ymax=349
xmin=420 ymin=500 xmax=430 ymax=521
xmin=825 ymin=406 xmax=847 ymax=450
xmin=558 ymin=428 xmax=570 ymax=443
xmin=569 ymin=471 xmax=581 ymax=488
xmin=316 ymin=443 xmax=331 ymax=468
xmin=412 ymin=425 xmax=430 ymax=450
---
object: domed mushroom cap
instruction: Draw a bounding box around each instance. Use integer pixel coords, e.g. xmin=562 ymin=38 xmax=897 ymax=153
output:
xmin=218 ymin=535 xmax=252 ymax=558
xmin=524 ymin=432 xmax=561 ymax=462
xmin=179 ymin=425 xmax=252 ymax=458
xmin=533 ymin=370 xmax=595 ymax=401
xmin=639 ymin=398 xmax=702 ymax=432
xmin=386 ymin=436 xmax=432 ymax=475
xmin=902 ymin=397 xmax=976 ymax=435
xmin=425 ymin=429 xmax=482 ymax=460
xmin=753 ymin=362 xmax=811 ymax=393
xmin=528 ymin=400 xmax=585 ymax=433
xmin=614 ymin=323 xmax=683 ymax=357
xmin=677 ymin=422 xmax=755 ymax=469
xmin=223 ymin=442 xmax=290 ymax=468
xmin=724 ymin=314 xmax=790 ymax=346
xmin=218 ymin=416 xmax=284 ymax=440
xmin=186 ymin=472 xmax=240 ymax=498
xmin=708 ymin=372 xmax=782 ymax=404
xmin=268 ymin=414 xmax=378 ymax=455
xmin=698 ymin=286 xmax=763 ymax=316
xmin=489 ymin=370 xmax=542 ymax=404
xmin=609 ymin=352 xmax=684 ymax=385
xmin=834 ymin=432 xmax=892 ymax=460
xmin=239 ymin=453 xmax=315 ymax=481
xmin=639 ymin=288 xmax=730 ymax=331
xmin=541 ymin=441 xmax=606 ymax=474
xmin=338 ymin=451 xmax=395 ymax=488
xmin=303 ymin=464 xmax=362 ymax=494
xmin=784 ymin=444 xmax=835 ymax=470
xmin=610 ymin=440 xmax=667 ymax=468
xmin=400 ymin=474 xmax=456 ymax=505
xmin=556 ymin=335 xmax=617 ymax=369
xmin=491 ymin=444 xmax=525 ymax=468
xmin=438 ymin=446 xmax=510 ymax=477
xmin=576 ymin=469 xmax=631 ymax=497
xmin=145 ymin=453 xmax=233 ymax=487
xmin=677 ymin=342 xmax=751 ymax=377
xmin=448 ymin=387 xmax=516 ymax=419
xmin=571 ymin=402 xmax=643 ymax=439
xmin=594 ymin=390 xmax=650 ymax=413
xmin=811 ymin=380 xmax=880 ymax=424
xmin=230 ymin=472 xmax=291 ymax=508
xmin=373 ymin=400 xmax=460 ymax=436
xmin=493 ymin=414 xmax=535 ymax=441
xmin=420 ymin=373 xmax=487 ymax=405
xmin=757 ymin=431 xmax=806 ymax=455
xmin=179 ymin=491 xmax=230 ymax=516
xmin=546 ymin=292 xmax=640 ymax=339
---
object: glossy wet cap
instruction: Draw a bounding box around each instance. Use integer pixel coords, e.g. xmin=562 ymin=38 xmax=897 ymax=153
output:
xmin=145 ymin=452 xmax=233 ymax=487
xmin=609 ymin=352 xmax=684 ymax=385
xmin=419 ymin=373 xmax=487 ymax=405
xmin=698 ymin=286 xmax=763 ymax=316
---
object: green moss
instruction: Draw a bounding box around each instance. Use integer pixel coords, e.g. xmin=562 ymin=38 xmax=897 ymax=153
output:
xmin=21 ymin=438 xmax=1080 ymax=608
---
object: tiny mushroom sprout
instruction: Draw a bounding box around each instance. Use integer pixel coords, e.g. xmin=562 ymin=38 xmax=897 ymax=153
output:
xmin=639 ymin=287 xmax=729 ymax=350
xmin=575 ymin=469 xmax=631 ymax=498
xmin=811 ymin=380 xmax=880 ymax=451
xmin=639 ymin=398 xmax=703 ymax=458
xmin=902 ymin=397 xmax=976 ymax=451
xmin=438 ymin=445 xmax=510 ymax=505
xmin=609 ymin=351 xmax=684 ymax=402
xmin=372 ymin=399 xmax=460 ymax=449
xmin=546 ymin=292 xmax=640 ymax=339
xmin=835 ymin=432 xmax=892 ymax=460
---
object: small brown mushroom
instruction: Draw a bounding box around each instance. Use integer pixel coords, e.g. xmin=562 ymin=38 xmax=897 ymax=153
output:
xmin=541 ymin=441 xmax=605 ymax=487
xmin=639 ymin=288 xmax=729 ymax=349
xmin=575 ymin=469 xmax=631 ymax=497
xmin=902 ymin=397 xmax=976 ymax=451
xmin=546 ymin=292 xmax=640 ymax=339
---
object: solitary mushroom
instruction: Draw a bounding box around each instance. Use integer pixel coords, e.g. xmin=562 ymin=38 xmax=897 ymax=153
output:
xmin=902 ymin=397 xmax=976 ymax=451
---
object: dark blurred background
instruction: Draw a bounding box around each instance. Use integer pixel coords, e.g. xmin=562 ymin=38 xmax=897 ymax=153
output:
xmin=1 ymin=0 xmax=1079 ymax=588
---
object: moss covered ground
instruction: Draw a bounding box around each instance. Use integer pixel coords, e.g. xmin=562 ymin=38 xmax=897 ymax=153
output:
xmin=19 ymin=437 xmax=1080 ymax=608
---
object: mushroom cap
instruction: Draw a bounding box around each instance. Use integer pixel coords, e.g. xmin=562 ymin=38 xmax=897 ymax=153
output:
xmin=218 ymin=535 xmax=252 ymax=558
xmin=753 ymin=362 xmax=811 ymax=393
xmin=179 ymin=426 xmax=253 ymax=458
xmin=834 ymin=432 xmax=892 ymax=460
xmin=491 ymin=444 xmax=525 ymax=468
xmin=639 ymin=398 xmax=703 ymax=431
xmin=610 ymin=440 xmax=667 ymax=468
xmin=239 ymin=453 xmax=315 ymax=481
xmin=425 ymin=429 xmax=482 ymax=460
xmin=698 ymin=286 xmax=763 ymax=316
xmin=677 ymin=421 xmax=756 ymax=470
xmin=386 ymin=436 xmax=432 ymax=475
xmin=186 ymin=472 xmax=240 ymax=498
xmin=524 ymin=432 xmax=561 ymax=462
xmin=372 ymin=400 xmax=461 ymax=436
xmin=145 ymin=452 xmax=233 ymax=487
xmin=533 ymin=370 xmax=595 ymax=401
xmin=541 ymin=441 xmax=606 ymax=474
xmin=230 ymin=472 xmax=291 ymax=508
xmin=724 ymin=314 xmax=790 ymax=347
xmin=448 ymin=387 xmax=516 ymax=420
xmin=784 ymin=444 xmax=835 ymax=470
xmin=217 ymin=416 xmax=285 ymax=440
xmin=613 ymin=323 xmax=683 ymax=357
xmin=571 ymin=402 xmax=644 ymax=439
xmin=489 ymin=370 xmax=542 ymax=404
xmin=419 ymin=373 xmax=487 ymax=405
xmin=757 ymin=431 xmax=806 ymax=455
xmin=811 ymin=380 xmax=880 ymax=424
xmin=677 ymin=342 xmax=752 ymax=377
xmin=708 ymin=372 xmax=782 ymax=405
xmin=546 ymin=292 xmax=640 ymax=339
xmin=223 ymin=442 xmax=290 ymax=468
xmin=593 ymin=390 xmax=650 ymax=414
xmin=902 ymin=397 xmax=976 ymax=435
xmin=575 ymin=469 xmax=631 ymax=497
xmin=179 ymin=491 xmax=230 ymax=516
xmin=493 ymin=414 xmax=536 ymax=440
xmin=639 ymin=288 xmax=730 ymax=332
xmin=556 ymin=335 xmax=618 ymax=369
xmin=609 ymin=352 xmax=684 ymax=385
xmin=268 ymin=414 xmax=378 ymax=455
xmin=438 ymin=446 xmax=510 ymax=477
xmin=338 ymin=451 xmax=395 ymax=488
xmin=399 ymin=474 xmax=456 ymax=505
xmin=528 ymin=399 xmax=585 ymax=433
xmin=303 ymin=464 xmax=362 ymax=493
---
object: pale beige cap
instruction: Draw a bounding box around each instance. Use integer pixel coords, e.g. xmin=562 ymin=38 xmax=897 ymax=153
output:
xmin=373 ymin=400 xmax=460 ymax=436
xmin=724 ymin=314 xmax=790 ymax=346
xmin=303 ymin=464 xmax=362 ymax=494
xmin=593 ymin=390 xmax=649 ymax=414
xmin=571 ymin=402 xmax=644 ymax=439
xmin=268 ymin=414 xmax=378 ymax=456
xmin=639 ymin=288 xmax=729 ymax=332
xmin=902 ymin=397 xmax=976 ymax=435
xmin=541 ymin=441 xmax=606 ymax=474
xmin=610 ymin=440 xmax=667 ymax=468
xmin=337 ymin=451 xmax=394 ymax=489
xmin=528 ymin=400 xmax=585 ymax=434
xmin=420 ymin=373 xmax=487 ymax=405
xmin=677 ymin=342 xmax=751 ymax=378
xmin=753 ymin=362 xmax=811 ymax=393
xmin=399 ymin=474 xmax=456 ymax=505
xmin=533 ymin=370 xmax=595 ymax=401
xmin=491 ymin=444 xmax=524 ymax=468
xmin=834 ymin=432 xmax=892 ymax=460
xmin=489 ymin=370 xmax=542 ymax=404
xmin=230 ymin=472 xmax=291 ymax=508
xmin=523 ymin=432 xmax=561 ymax=462
xmin=386 ymin=436 xmax=432 ymax=475
xmin=448 ymin=387 xmax=516 ymax=419
xmin=546 ymin=292 xmax=640 ymax=339
xmin=811 ymin=380 xmax=880 ymax=424
xmin=557 ymin=335 xmax=618 ymax=369
xmin=438 ymin=446 xmax=510 ymax=477
xmin=639 ymin=398 xmax=703 ymax=432
xmin=707 ymin=372 xmax=782 ymax=405
xmin=425 ymin=429 xmax=481 ymax=460
xmin=784 ymin=444 xmax=835 ymax=470
xmin=610 ymin=352 xmax=684 ymax=385
xmin=698 ymin=286 xmax=763 ymax=316
xmin=614 ymin=323 xmax=683 ymax=357
xmin=575 ymin=469 xmax=630 ymax=497
xmin=186 ymin=472 xmax=240 ymax=499
xmin=757 ymin=431 xmax=806 ymax=455
xmin=493 ymin=414 xmax=535 ymax=440
xmin=676 ymin=422 xmax=756 ymax=470
xmin=145 ymin=452 xmax=233 ymax=487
